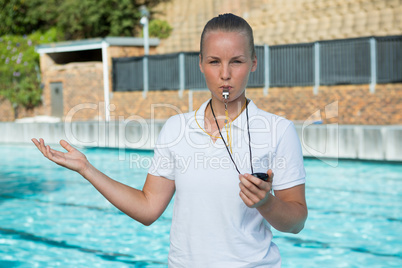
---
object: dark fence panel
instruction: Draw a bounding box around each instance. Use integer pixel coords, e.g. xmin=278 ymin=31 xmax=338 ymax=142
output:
xmin=148 ymin=53 xmax=180 ymax=90
xmin=247 ymin=46 xmax=265 ymax=87
xmin=320 ymin=38 xmax=371 ymax=85
xmin=184 ymin=52 xmax=207 ymax=89
xmin=112 ymin=35 xmax=401 ymax=92
xmin=270 ymin=43 xmax=314 ymax=87
xmin=112 ymin=57 xmax=143 ymax=91
xmin=376 ymin=35 xmax=402 ymax=83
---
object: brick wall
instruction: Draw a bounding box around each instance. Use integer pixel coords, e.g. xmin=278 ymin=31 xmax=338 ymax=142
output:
xmin=0 ymin=98 xmax=45 ymax=121
xmin=154 ymin=0 xmax=402 ymax=54
xmin=2 ymin=81 xmax=400 ymax=124
xmin=248 ymin=84 xmax=402 ymax=125
xmin=41 ymin=62 xmax=104 ymax=121
xmin=107 ymin=83 xmax=402 ymax=125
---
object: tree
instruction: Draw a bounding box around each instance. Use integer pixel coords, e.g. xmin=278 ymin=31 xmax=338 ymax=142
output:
xmin=0 ymin=28 xmax=63 ymax=119
xmin=0 ymin=0 xmax=60 ymax=36
xmin=0 ymin=0 xmax=172 ymax=39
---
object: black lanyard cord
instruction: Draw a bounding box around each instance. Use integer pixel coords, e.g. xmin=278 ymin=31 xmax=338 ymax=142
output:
xmin=245 ymin=100 xmax=254 ymax=174
xmin=210 ymin=99 xmax=254 ymax=175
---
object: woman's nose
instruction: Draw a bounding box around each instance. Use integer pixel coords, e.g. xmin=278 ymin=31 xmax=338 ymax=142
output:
xmin=220 ymin=64 xmax=231 ymax=80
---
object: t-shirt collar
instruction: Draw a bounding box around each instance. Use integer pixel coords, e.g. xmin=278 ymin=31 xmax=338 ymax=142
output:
xmin=190 ymin=99 xmax=258 ymax=131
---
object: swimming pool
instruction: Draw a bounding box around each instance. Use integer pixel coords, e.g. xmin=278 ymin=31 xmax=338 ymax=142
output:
xmin=0 ymin=144 xmax=401 ymax=267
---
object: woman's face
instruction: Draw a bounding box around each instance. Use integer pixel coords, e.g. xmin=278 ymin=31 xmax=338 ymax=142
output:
xmin=199 ymin=30 xmax=257 ymax=104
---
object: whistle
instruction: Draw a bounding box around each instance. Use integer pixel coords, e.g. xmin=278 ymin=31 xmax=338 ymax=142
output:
xmin=222 ymin=89 xmax=229 ymax=100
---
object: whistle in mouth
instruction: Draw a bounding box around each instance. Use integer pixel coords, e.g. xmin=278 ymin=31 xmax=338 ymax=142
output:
xmin=222 ymin=89 xmax=229 ymax=100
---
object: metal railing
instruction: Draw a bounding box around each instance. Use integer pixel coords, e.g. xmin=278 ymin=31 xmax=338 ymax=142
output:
xmin=112 ymin=35 xmax=402 ymax=96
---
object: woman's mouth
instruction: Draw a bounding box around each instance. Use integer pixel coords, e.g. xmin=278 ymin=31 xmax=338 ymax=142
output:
xmin=221 ymin=86 xmax=232 ymax=92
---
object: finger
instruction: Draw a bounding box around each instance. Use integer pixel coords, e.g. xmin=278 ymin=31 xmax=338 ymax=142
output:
xmin=47 ymin=144 xmax=57 ymax=159
xmin=42 ymin=140 xmax=54 ymax=159
xmin=41 ymin=139 xmax=52 ymax=158
xmin=241 ymin=174 xmax=272 ymax=199
xmin=60 ymin=140 xmax=75 ymax=152
xmin=239 ymin=189 xmax=255 ymax=207
xmin=239 ymin=179 xmax=265 ymax=204
xmin=46 ymin=145 xmax=53 ymax=159
xmin=31 ymin=138 xmax=40 ymax=149
xmin=243 ymin=173 xmax=267 ymax=191
xmin=32 ymin=138 xmax=46 ymax=156
xmin=35 ymin=138 xmax=48 ymax=156
xmin=240 ymin=175 xmax=260 ymax=193
xmin=267 ymin=169 xmax=274 ymax=183
xmin=39 ymin=138 xmax=47 ymax=153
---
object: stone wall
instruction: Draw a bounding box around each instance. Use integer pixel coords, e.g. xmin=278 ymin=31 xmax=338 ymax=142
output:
xmin=154 ymin=0 xmax=402 ymax=54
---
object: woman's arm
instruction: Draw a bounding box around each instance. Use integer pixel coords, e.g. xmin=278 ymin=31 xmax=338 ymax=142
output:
xmin=239 ymin=171 xmax=307 ymax=234
xmin=32 ymin=138 xmax=175 ymax=226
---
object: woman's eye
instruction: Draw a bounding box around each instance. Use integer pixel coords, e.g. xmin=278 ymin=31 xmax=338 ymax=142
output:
xmin=209 ymin=60 xmax=219 ymax=64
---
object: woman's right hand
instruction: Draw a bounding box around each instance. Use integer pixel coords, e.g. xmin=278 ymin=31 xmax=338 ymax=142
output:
xmin=32 ymin=138 xmax=89 ymax=175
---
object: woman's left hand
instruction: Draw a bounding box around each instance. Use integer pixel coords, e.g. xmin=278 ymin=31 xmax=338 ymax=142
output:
xmin=239 ymin=170 xmax=274 ymax=208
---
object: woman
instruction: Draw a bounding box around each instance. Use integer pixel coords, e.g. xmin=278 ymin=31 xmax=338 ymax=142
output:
xmin=33 ymin=13 xmax=307 ymax=267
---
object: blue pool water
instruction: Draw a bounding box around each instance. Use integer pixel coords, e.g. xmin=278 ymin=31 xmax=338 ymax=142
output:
xmin=0 ymin=144 xmax=401 ymax=267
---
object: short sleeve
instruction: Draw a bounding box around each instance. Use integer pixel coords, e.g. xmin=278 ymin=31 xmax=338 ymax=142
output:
xmin=148 ymin=119 xmax=176 ymax=181
xmin=271 ymin=122 xmax=306 ymax=190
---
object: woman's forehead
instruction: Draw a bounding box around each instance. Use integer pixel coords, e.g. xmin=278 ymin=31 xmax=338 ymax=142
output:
xmin=202 ymin=31 xmax=250 ymax=52
xmin=203 ymin=30 xmax=248 ymax=41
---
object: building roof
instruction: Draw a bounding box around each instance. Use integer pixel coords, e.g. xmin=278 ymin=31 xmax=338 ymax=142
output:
xmin=35 ymin=37 xmax=160 ymax=54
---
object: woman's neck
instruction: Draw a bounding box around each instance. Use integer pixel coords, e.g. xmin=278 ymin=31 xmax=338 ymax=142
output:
xmin=202 ymin=97 xmax=247 ymax=141
xmin=209 ymin=97 xmax=247 ymax=120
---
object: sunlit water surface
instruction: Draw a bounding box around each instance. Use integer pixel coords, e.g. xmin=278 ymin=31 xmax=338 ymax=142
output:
xmin=0 ymin=144 xmax=401 ymax=267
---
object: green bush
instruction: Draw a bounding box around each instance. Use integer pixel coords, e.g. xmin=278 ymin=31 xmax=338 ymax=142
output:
xmin=0 ymin=28 xmax=63 ymax=117
xmin=148 ymin=19 xmax=173 ymax=39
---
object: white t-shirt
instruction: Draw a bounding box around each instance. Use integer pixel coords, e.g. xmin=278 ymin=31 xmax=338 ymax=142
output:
xmin=149 ymin=100 xmax=306 ymax=267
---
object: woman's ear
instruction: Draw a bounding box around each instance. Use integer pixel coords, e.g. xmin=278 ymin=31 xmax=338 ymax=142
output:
xmin=251 ymin=55 xmax=258 ymax=72
xmin=199 ymin=54 xmax=204 ymax=73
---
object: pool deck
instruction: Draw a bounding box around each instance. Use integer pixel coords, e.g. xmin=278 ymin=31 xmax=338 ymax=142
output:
xmin=1 ymin=121 xmax=401 ymax=161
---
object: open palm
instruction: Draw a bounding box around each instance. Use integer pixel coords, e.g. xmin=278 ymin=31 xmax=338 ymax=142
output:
xmin=32 ymin=138 xmax=89 ymax=175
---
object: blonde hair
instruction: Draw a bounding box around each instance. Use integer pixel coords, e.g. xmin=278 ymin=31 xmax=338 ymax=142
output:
xmin=200 ymin=13 xmax=256 ymax=60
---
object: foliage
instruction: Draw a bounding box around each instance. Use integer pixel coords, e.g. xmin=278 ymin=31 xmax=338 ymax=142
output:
xmin=148 ymin=19 xmax=173 ymax=39
xmin=0 ymin=28 xmax=63 ymax=117
xmin=57 ymin=0 xmax=138 ymax=39
xmin=0 ymin=0 xmax=172 ymax=39
xmin=0 ymin=0 xmax=60 ymax=36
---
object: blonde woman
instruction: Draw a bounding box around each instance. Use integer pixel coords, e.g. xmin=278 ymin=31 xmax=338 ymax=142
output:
xmin=33 ymin=13 xmax=307 ymax=267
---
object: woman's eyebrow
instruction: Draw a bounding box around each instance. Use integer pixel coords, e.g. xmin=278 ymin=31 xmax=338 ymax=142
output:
xmin=206 ymin=55 xmax=247 ymax=60
xmin=206 ymin=56 xmax=220 ymax=59
xmin=232 ymin=55 xmax=247 ymax=59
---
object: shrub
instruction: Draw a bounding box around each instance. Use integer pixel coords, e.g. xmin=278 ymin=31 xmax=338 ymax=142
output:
xmin=148 ymin=19 xmax=173 ymax=39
